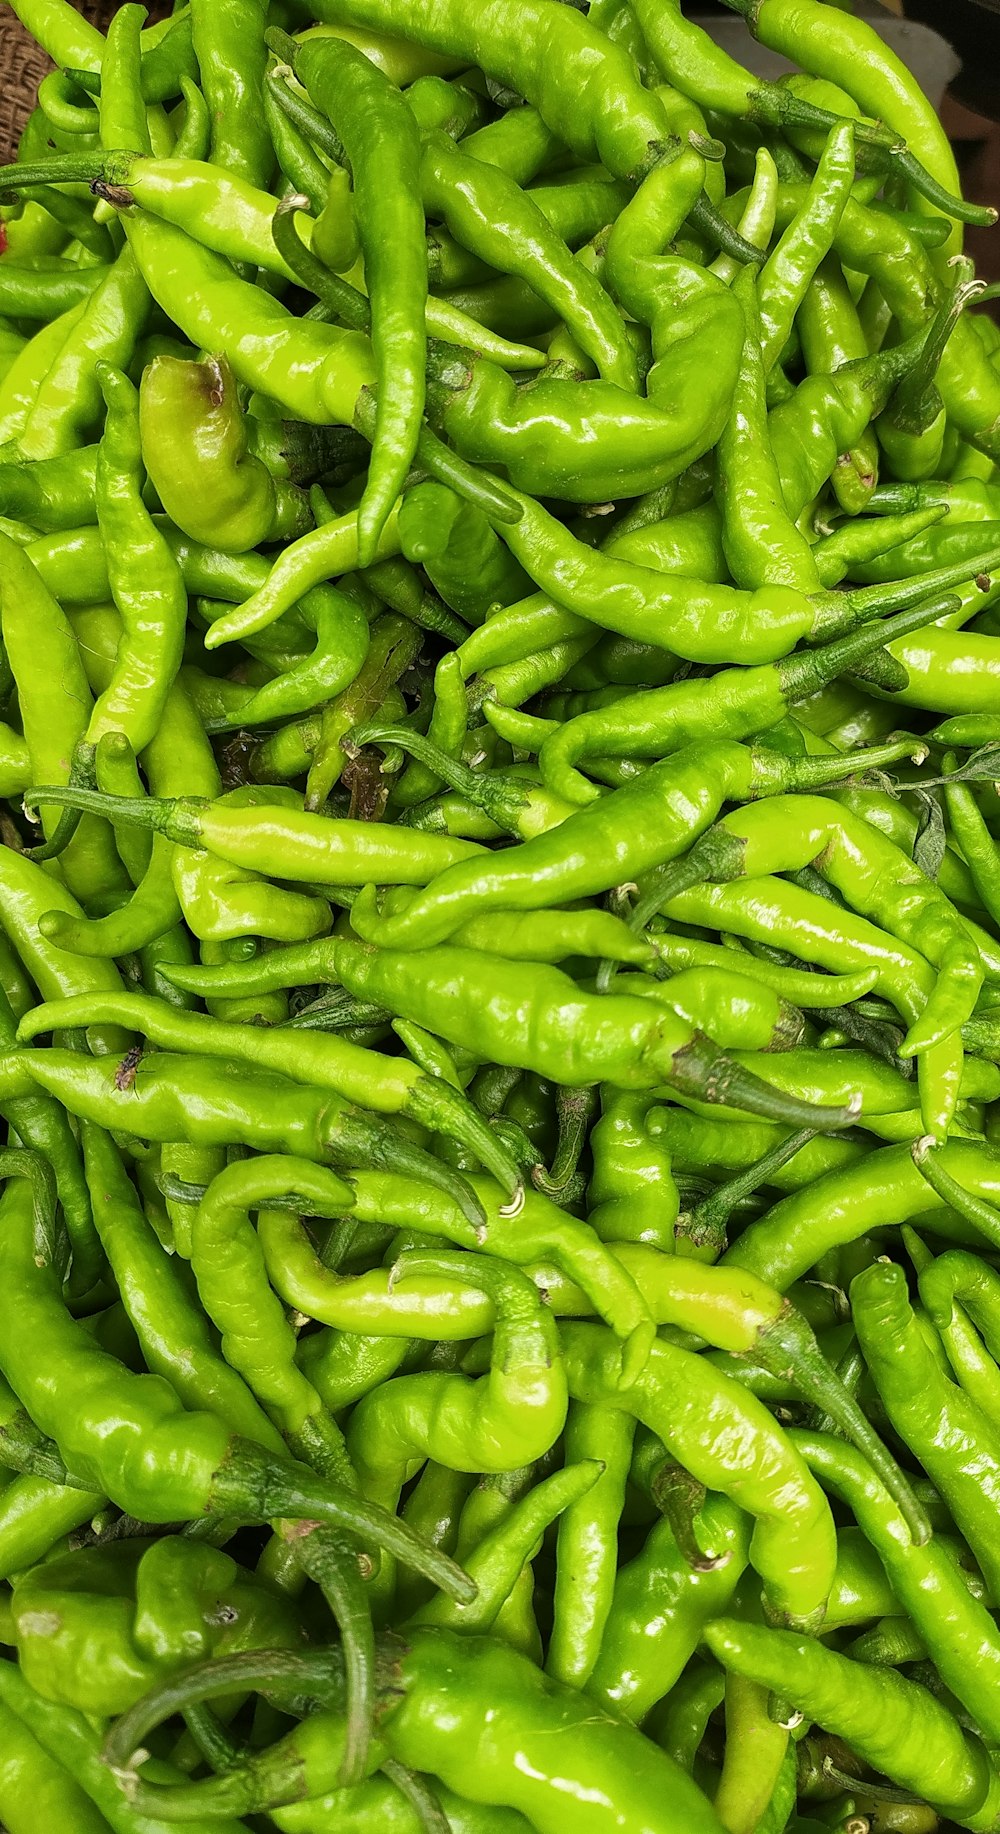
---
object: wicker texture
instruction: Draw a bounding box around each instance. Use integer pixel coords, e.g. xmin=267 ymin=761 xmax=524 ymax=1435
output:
xmin=0 ymin=3 xmax=58 ymax=163
xmin=0 ymin=2 xmax=168 ymax=163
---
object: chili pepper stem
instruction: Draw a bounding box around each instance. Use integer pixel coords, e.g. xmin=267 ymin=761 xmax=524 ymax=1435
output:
xmin=719 ymin=14 xmax=997 ymax=224
xmin=886 ymin=259 xmax=986 ymax=436
xmin=752 ymin=1306 xmax=931 ymax=1544
xmin=911 ymin=1135 xmax=1000 ymax=1253
xmin=407 ymin=1079 xmax=525 ymax=1210
xmin=26 ymin=743 xmax=98 ymax=863
xmin=665 ymin=1033 xmax=863 ymax=1132
xmin=0 ymin=155 xmax=111 ymax=194
xmin=778 ymin=592 xmax=962 ymax=699
xmin=282 ymin=1525 xmax=375 ymax=1786
xmin=212 ymin=1439 xmax=476 ymax=1603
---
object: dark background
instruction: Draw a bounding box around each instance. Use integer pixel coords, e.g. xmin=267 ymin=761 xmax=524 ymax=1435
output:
xmin=875 ymin=0 xmax=1000 ymax=292
xmin=905 ymin=0 xmax=1000 ymax=120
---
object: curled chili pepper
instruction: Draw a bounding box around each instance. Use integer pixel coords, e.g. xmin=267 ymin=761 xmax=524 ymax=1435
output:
xmin=0 ymin=1149 xmax=477 ymax=1601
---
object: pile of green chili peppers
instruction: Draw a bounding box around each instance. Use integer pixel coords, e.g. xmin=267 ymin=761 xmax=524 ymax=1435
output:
xmin=2 ymin=0 xmax=1000 ymax=1828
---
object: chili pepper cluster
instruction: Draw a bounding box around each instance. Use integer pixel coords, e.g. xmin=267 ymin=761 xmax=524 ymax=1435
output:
xmin=1 ymin=0 xmax=1000 ymax=1828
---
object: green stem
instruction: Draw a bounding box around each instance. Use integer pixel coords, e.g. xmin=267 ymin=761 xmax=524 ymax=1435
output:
xmin=911 ymin=1137 xmax=1000 ymax=1253
xmin=686 ymin=1127 xmax=817 ymax=1252
xmin=752 ymin=1307 xmax=931 ymax=1545
xmin=886 ymin=259 xmax=985 ymax=434
xmin=778 ymin=593 xmax=960 ymax=699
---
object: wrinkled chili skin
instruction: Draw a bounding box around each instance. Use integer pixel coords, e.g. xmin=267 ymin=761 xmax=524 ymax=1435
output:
xmin=3 ymin=4 xmax=1000 ymax=1825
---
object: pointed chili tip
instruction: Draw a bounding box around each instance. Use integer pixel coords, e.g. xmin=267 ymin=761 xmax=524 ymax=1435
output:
xmin=703 ymin=1620 xmax=742 ymax=1660
xmin=619 ymin=1321 xmax=656 ymax=1388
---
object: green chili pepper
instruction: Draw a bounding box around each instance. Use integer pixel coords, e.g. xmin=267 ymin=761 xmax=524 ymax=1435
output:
xmin=536 ymin=590 xmax=949 ymax=807
xmin=914 ymin=1237 xmax=1000 ymax=1431
xmin=25 ymin=778 xmax=489 ymax=889
xmin=546 ymin=1403 xmax=635 ymax=1687
xmin=852 ymin=1258 xmax=1000 ymax=1606
xmin=706 ymin=1615 xmax=1000 ymax=1830
xmin=101 ymin=1625 xmax=731 ymax=1828
xmin=139 ymin=356 xmax=313 ymax=552
xmin=588 ymin=1492 xmax=748 ymax=1722
xmin=0 ymin=445 xmax=101 ymax=531
xmin=11 ymin=1533 xmax=303 ymax=1717
xmin=0 ymin=534 xmax=123 ymax=906
xmin=660 ymin=791 xmax=982 ymax=1059
xmin=414 ymin=1459 xmax=600 ymax=1643
xmin=587 ymin=1088 xmax=680 ymax=1252
xmin=11 ymin=1041 xmax=492 ymax=1232
xmin=879 ymin=263 xmax=986 ymax=482
xmin=660 ymin=873 xmax=964 ymax=1142
xmin=18 ymin=990 xmax=525 ymax=1204
xmin=274 ymin=1775 xmax=533 ymax=1834
xmin=798 ymin=253 xmax=880 ymax=513
xmin=0 ymin=894 xmax=98 ymax=1258
xmin=347 ymin=1250 xmax=566 ymax=1517
xmin=5 ymin=0 xmax=106 ymax=80
xmin=0 ymin=302 xmax=83 ymax=445
xmin=394 ymin=1459 xmax=472 ymax=1624
xmin=0 ymin=1692 xmax=111 ymax=1834
xmin=725 ymin=0 xmax=981 ymax=255
xmin=190 ymin=0 xmax=269 ymax=190
xmin=560 ymin=1320 xmax=835 ymax=1628
xmin=420 ymin=130 xmax=636 ymax=391
xmin=794 ymin=1429 xmax=1000 ymax=1743
xmin=146 ymin=927 xmax=858 ymax=1130
xmin=87 ymin=362 xmax=187 ymax=755
xmin=0 ymin=1654 xmax=253 ymax=1834
xmin=0 ymin=1149 xmax=475 ymax=1596
xmin=55 ymin=141 xmax=541 ymax=371
xmin=812 ymin=504 xmax=949 ymax=586
xmin=0 ymin=1470 xmax=104 ymax=1586
xmin=14 ymin=246 xmax=150 ymax=464
xmin=717 ymin=265 xmax=822 ymax=593
xmin=0 ymin=256 xmax=108 ymax=321
xmin=234 ymin=1167 xmax=654 ymax=1358
xmin=186 ymin=1151 xmax=384 ymax=1780
xmin=287 ymin=32 xmax=427 ymax=565
xmin=650 ymin=1658 xmax=726 ymax=1776
xmin=715 ymin=1655 xmax=790 ymax=1834
xmin=301 ymin=1328 xmax=413 ymax=1416
xmin=758 ymin=119 xmax=857 ymax=375
xmin=82 ymin=1122 xmax=281 ymax=1449
xmin=347 ymin=736 xmax=930 ymax=952
xmin=399 ymin=484 xmax=530 ymax=627
xmin=303 ymin=0 xmax=675 ymax=180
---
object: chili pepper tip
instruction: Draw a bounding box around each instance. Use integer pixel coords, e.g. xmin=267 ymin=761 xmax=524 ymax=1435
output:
xmin=618 ymin=1321 xmax=657 ymax=1389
